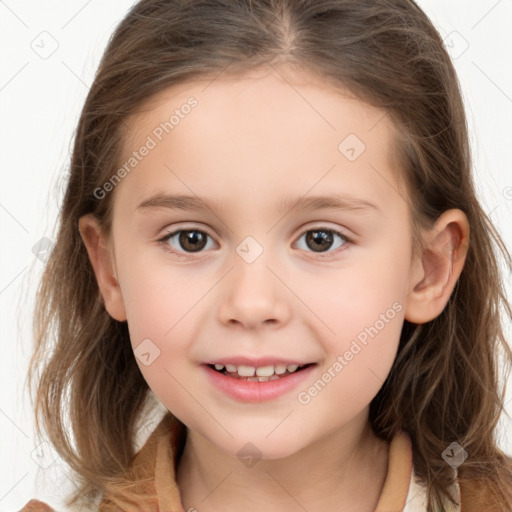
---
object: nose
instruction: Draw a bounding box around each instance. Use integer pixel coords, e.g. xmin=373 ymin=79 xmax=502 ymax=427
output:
xmin=217 ymin=248 xmax=291 ymax=330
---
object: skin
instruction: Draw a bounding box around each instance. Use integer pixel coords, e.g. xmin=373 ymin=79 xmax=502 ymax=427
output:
xmin=79 ymin=63 xmax=469 ymax=511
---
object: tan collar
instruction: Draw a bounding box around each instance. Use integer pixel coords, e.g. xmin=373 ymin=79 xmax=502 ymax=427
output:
xmin=374 ymin=430 xmax=414 ymax=512
xmin=98 ymin=412 xmax=421 ymax=512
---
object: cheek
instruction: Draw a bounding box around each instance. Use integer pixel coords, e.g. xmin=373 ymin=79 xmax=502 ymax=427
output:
xmin=304 ymin=254 xmax=408 ymax=346
xmin=297 ymin=295 xmax=404 ymax=418
xmin=117 ymin=244 xmax=200 ymax=340
xmin=121 ymin=269 xmax=203 ymax=414
xmin=298 ymin=246 xmax=409 ymax=395
xmin=115 ymin=246 xmax=210 ymax=400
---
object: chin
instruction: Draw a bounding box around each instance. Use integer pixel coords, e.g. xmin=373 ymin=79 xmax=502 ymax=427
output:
xmin=216 ymin=433 xmax=305 ymax=462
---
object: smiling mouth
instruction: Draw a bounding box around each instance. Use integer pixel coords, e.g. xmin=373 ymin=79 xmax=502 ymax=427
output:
xmin=207 ymin=363 xmax=315 ymax=382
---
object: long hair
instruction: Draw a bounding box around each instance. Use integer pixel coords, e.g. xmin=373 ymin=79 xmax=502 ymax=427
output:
xmin=27 ymin=0 xmax=512 ymax=509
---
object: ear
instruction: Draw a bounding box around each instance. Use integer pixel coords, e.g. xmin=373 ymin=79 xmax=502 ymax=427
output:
xmin=404 ymin=209 xmax=469 ymax=324
xmin=78 ymin=213 xmax=127 ymax=322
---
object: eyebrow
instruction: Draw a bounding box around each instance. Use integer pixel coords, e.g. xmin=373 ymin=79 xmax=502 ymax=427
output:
xmin=136 ymin=192 xmax=379 ymax=215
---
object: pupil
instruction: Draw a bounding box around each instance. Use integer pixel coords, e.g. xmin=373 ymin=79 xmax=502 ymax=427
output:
xmin=307 ymin=230 xmax=333 ymax=252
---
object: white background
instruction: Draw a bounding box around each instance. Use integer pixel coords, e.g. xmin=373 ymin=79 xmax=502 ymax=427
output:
xmin=1 ymin=0 xmax=511 ymax=510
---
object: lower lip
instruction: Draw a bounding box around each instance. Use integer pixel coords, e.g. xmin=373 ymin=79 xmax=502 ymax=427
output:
xmin=202 ymin=364 xmax=317 ymax=403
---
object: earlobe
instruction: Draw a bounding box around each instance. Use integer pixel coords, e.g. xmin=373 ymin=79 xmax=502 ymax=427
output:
xmin=404 ymin=209 xmax=469 ymax=324
xmin=78 ymin=214 xmax=127 ymax=322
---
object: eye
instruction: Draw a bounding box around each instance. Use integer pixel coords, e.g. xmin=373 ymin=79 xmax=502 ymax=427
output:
xmin=294 ymin=227 xmax=353 ymax=257
xmin=157 ymin=226 xmax=353 ymax=260
xmin=157 ymin=228 xmax=216 ymax=259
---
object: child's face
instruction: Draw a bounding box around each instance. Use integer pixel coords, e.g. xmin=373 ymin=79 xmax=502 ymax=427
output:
xmin=102 ymin=66 xmax=418 ymax=458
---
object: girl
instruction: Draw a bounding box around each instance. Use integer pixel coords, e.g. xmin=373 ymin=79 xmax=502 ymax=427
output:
xmin=22 ymin=0 xmax=512 ymax=511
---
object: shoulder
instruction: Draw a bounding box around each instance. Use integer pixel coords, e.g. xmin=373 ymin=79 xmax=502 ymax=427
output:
xmin=458 ymin=476 xmax=512 ymax=512
xmin=397 ymin=430 xmax=511 ymax=512
xmin=18 ymin=500 xmax=55 ymax=511
xmin=404 ymin=469 xmax=510 ymax=512
xmin=404 ymin=471 xmax=461 ymax=512
xmin=19 ymin=497 xmax=102 ymax=512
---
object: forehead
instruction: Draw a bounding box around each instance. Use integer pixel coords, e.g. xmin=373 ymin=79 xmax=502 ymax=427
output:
xmin=113 ymin=65 xmax=406 ymax=220
xmin=123 ymin=65 xmax=391 ymax=147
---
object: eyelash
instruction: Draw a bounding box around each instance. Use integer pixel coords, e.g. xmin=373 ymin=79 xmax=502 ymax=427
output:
xmin=156 ymin=226 xmax=354 ymax=260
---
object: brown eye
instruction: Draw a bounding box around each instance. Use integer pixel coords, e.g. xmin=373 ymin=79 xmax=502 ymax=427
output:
xmin=305 ymin=230 xmax=334 ymax=252
xmin=295 ymin=228 xmax=352 ymax=255
xmin=158 ymin=229 xmax=214 ymax=257
xmin=177 ymin=230 xmax=208 ymax=252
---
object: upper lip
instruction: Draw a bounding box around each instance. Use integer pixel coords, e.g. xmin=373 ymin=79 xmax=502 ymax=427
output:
xmin=204 ymin=357 xmax=315 ymax=367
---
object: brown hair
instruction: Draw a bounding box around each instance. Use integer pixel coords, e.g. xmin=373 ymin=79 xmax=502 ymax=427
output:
xmin=27 ymin=0 xmax=512 ymax=510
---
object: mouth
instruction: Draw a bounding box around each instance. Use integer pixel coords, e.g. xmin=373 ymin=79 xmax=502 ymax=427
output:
xmin=206 ymin=362 xmax=316 ymax=382
xmin=203 ymin=361 xmax=318 ymax=403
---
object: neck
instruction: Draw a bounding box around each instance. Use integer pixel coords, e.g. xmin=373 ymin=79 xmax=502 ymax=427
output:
xmin=175 ymin=409 xmax=389 ymax=512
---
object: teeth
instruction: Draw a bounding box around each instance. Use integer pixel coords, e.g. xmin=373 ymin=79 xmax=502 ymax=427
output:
xmin=238 ymin=365 xmax=256 ymax=377
xmin=211 ymin=362 xmax=306 ymax=379
xmin=256 ymin=365 xmax=274 ymax=377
